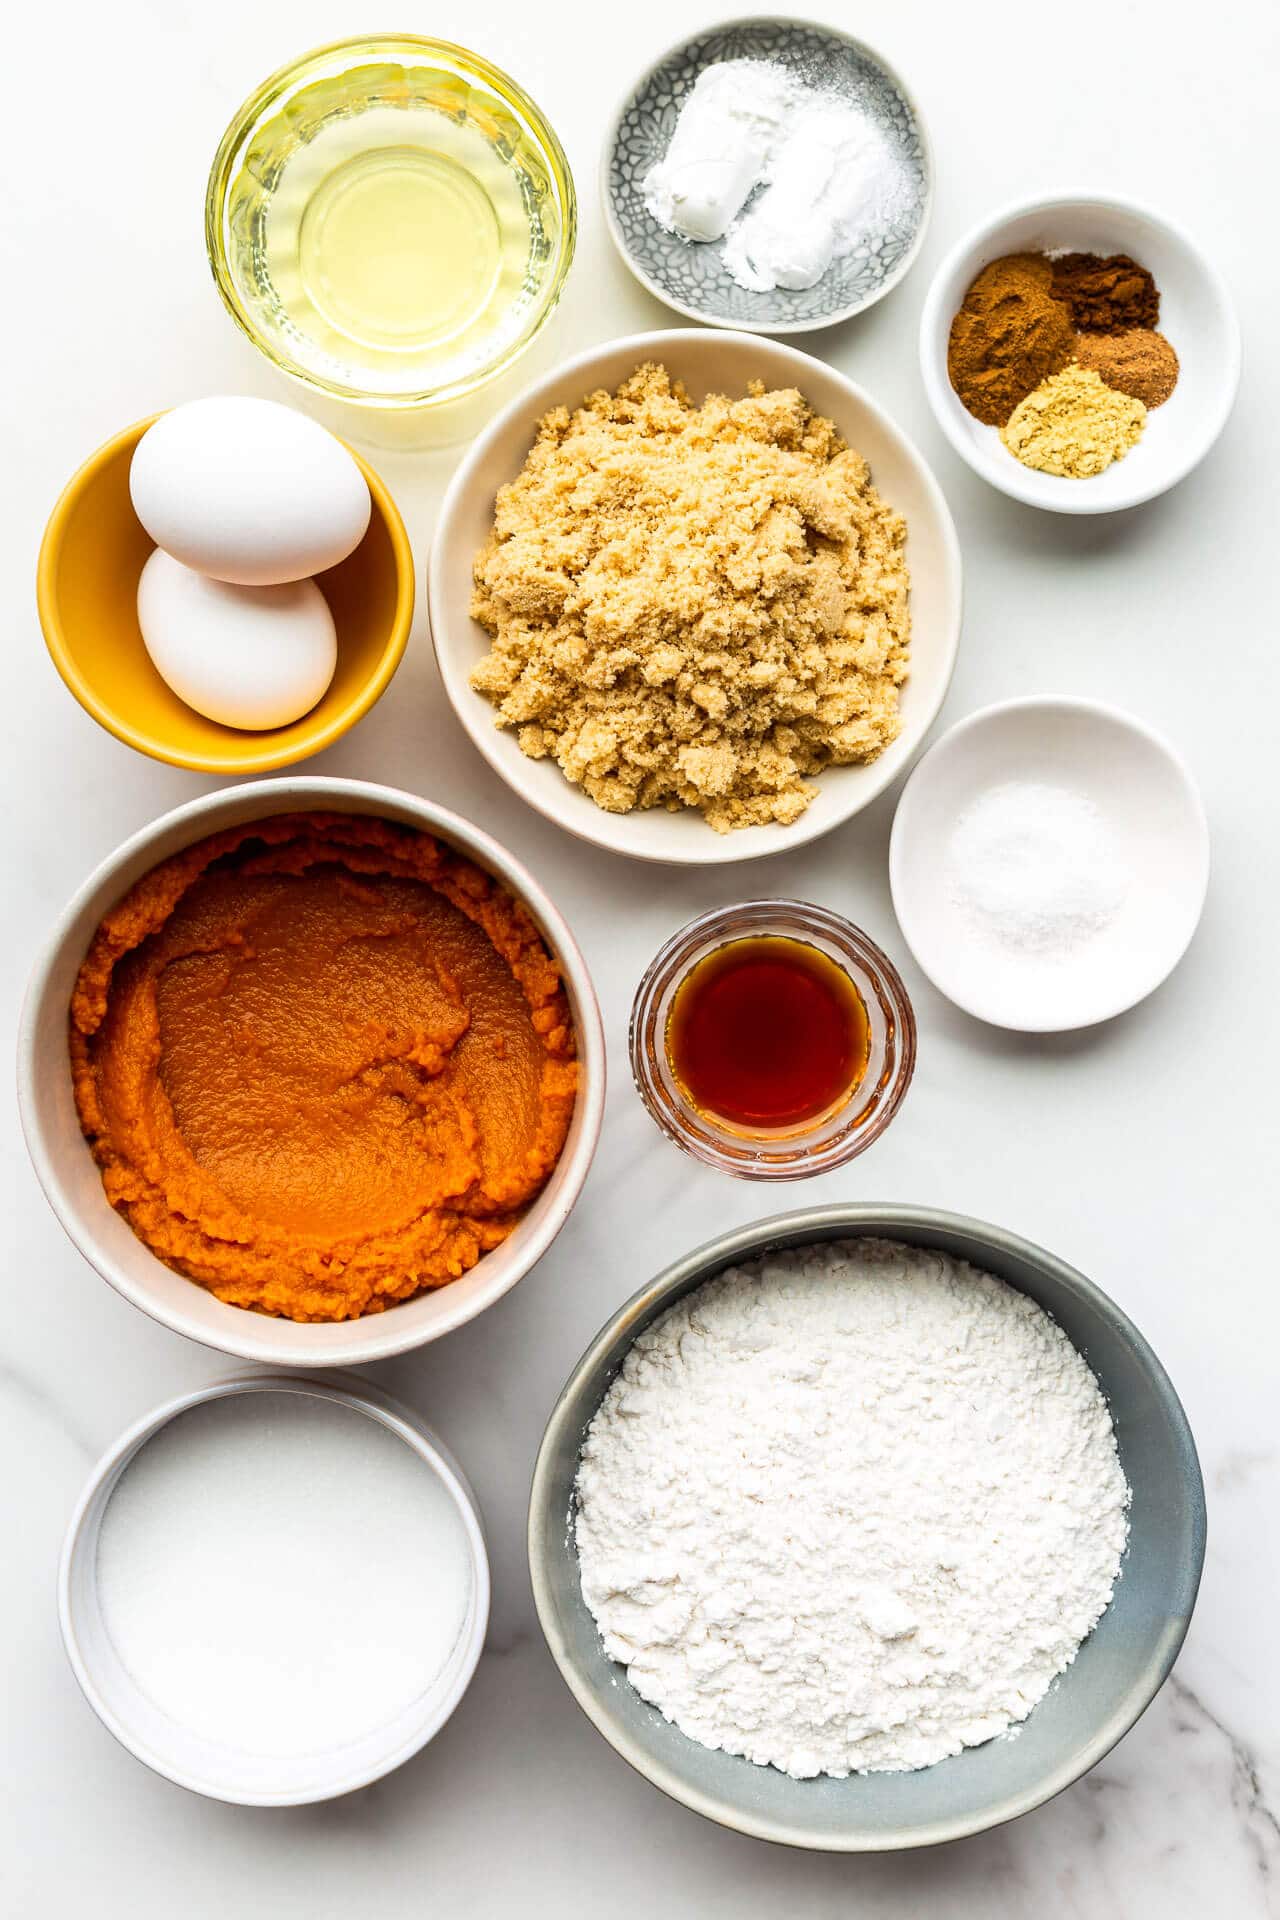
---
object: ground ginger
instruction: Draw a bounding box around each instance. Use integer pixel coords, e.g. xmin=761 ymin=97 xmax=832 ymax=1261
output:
xmin=1000 ymin=364 xmax=1146 ymax=478
xmin=469 ymin=365 xmax=910 ymax=833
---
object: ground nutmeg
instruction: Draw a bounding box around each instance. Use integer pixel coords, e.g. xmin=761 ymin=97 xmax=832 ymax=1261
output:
xmin=1071 ymin=329 xmax=1179 ymax=409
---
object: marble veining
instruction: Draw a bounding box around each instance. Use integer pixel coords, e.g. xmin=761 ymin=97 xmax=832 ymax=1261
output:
xmin=0 ymin=1354 xmax=99 ymax=1464
xmin=1168 ymin=1678 xmax=1280 ymax=1888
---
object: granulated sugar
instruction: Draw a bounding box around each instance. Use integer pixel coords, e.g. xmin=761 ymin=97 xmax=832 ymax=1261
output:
xmin=96 ymin=1391 xmax=472 ymax=1758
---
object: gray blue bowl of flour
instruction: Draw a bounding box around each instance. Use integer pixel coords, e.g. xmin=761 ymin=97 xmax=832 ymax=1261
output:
xmin=603 ymin=18 xmax=932 ymax=331
xmin=528 ymin=1203 xmax=1205 ymax=1850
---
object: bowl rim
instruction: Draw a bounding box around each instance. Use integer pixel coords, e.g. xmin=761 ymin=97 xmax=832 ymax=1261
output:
xmin=598 ymin=12 xmax=934 ymax=333
xmin=59 ymin=1371 xmax=491 ymax=1805
xmin=427 ymin=326 xmax=963 ymax=866
xmin=527 ymin=1200 xmax=1206 ymax=1851
xmin=16 ymin=774 xmax=606 ymax=1366
xmin=35 ymin=413 xmax=415 ymax=773
xmin=204 ymin=33 xmax=578 ymax=409
xmin=917 ymin=190 xmax=1242 ymax=516
xmin=888 ymin=694 xmax=1211 ymax=1031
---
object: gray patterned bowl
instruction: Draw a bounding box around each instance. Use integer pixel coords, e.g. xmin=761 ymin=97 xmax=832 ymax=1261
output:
xmin=603 ymin=17 xmax=932 ymax=333
xmin=528 ymin=1204 xmax=1205 ymax=1850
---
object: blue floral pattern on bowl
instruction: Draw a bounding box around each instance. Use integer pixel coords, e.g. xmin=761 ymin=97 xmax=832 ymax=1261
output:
xmin=604 ymin=19 xmax=931 ymax=333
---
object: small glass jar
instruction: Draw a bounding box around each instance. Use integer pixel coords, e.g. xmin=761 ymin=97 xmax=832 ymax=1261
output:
xmin=629 ymin=900 xmax=916 ymax=1180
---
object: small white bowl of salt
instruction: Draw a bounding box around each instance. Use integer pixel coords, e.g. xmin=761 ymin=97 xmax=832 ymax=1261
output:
xmin=60 ymin=1376 xmax=489 ymax=1804
xmin=889 ymin=697 xmax=1209 ymax=1031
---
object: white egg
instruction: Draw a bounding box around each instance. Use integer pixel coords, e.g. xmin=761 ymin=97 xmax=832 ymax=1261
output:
xmin=130 ymin=396 xmax=372 ymax=586
xmin=137 ymin=548 xmax=337 ymax=730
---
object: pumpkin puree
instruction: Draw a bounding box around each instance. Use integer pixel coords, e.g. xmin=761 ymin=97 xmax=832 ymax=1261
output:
xmin=69 ymin=812 xmax=578 ymax=1323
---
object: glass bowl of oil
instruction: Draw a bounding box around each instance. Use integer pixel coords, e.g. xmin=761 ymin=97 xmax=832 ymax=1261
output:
xmin=206 ymin=37 xmax=577 ymax=410
xmin=630 ymin=901 xmax=917 ymax=1180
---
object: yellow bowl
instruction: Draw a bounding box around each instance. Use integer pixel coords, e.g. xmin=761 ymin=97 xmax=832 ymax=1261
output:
xmin=36 ymin=416 xmax=414 ymax=773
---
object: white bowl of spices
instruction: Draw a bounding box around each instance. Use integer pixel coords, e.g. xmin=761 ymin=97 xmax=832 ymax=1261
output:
xmin=918 ymin=193 xmax=1240 ymax=514
xmin=889 ymin=696 xmax=1210 ymax=1031
xmin=60 ymin=1375 xmax=489 ymax=1805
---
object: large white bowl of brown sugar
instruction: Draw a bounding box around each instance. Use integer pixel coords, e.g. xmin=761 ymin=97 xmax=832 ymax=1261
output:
xmin=429 ymin=330 xmax=962 ymax=864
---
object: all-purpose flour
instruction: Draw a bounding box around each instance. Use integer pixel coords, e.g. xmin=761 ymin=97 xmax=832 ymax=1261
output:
xmin=575 ymin=1240 xmax=1130 ymax=1778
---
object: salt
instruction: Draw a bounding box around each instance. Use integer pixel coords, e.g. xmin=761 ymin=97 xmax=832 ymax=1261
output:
xmin=95 ymin=1391 xmax=472 ymax=1758
xmin=947 ymin=781 xmax=1129 ymax=958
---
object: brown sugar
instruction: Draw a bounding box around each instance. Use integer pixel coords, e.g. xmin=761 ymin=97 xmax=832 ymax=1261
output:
xmin=947 ymin=253 xmax=1075 ymax=426
xmin=469 ymin=365 xmax=910 ymax=834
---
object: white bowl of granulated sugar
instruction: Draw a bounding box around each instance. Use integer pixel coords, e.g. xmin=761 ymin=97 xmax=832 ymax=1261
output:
xmin=888 ymin=695 xmax=1210 ymax=1031
xmin=60 ymin=1375 xmax=489 ymax=1804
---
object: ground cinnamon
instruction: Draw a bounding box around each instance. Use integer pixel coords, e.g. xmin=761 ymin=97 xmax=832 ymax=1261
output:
xmin=947 ymin=253 xmax=1075 ymax=426
xmin=1071 ymin=329 xmax=1179 ymax=408
xmin=1050 ymin=253 xmax=1159 ymax=332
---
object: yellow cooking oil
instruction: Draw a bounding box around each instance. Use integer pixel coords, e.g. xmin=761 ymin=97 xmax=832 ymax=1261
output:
xmin=221 ymin=58 xmax=568 ymax=402
xmin=299 ymin=144 xmax=501 ymax=350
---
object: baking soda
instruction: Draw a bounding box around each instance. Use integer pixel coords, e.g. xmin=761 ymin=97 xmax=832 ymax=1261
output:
xmin=96 ymin=1391 xmax=472 ymax=1758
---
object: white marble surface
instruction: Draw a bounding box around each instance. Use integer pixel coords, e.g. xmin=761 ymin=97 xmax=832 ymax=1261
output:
xmin=3 ymin=0 xmax=1278 ymax=1910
